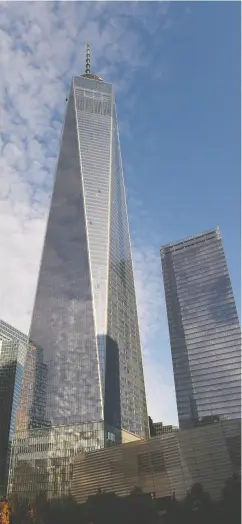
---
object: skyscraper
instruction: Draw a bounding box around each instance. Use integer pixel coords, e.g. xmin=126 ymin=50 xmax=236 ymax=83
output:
xmin=9 ymin=47 xmax=148 ymax=499
xmin=0 ymin=320 xmax=27 ymax=496
xmin=160 ymin=228 xmax=241 ymax=429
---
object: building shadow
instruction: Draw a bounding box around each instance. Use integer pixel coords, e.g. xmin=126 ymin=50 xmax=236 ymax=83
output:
xmin=104 ymin=335 xmax=121 ymax=444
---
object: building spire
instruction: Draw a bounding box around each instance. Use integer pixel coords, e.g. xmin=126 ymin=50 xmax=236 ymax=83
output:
xmin=81 ymin=43 xmax=103 ymax=81
xmin=85 ymin=43 xmax=91 ymax=74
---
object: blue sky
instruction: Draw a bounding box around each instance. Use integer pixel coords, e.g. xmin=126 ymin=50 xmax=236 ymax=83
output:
xmin=122 ymin=1 xmax=240 ymax=306
xmin=120 ymin=1 xmax=241 ymax=422
xmin=0 ymin=2 xmax=240 ymax=425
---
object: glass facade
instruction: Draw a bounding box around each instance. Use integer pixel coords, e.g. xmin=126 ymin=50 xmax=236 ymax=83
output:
xmin=71 ymin=418 xmax=241 ymax=504
xmin=8 ymin=422 xmax=104 ymax=500
xmin=0 ymin=320 xmax=27 ymax=496
xmin=160 ymin=228 xmax=241 ymax=428
xmin=9 ymin=74 xmax=148 ymax=499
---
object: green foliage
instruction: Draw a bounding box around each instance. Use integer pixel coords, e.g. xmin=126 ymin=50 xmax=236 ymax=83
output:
xmin=10 ymin=474 xmax=241 ymax=524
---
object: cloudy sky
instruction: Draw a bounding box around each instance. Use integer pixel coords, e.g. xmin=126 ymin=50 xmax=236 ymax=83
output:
xmin=0 ymin=2 xmax=240 ymax=425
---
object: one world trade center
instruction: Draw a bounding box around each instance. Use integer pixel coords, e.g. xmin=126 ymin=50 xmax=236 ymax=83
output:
xmin=9 ymin=46 xmax=149 ymax=499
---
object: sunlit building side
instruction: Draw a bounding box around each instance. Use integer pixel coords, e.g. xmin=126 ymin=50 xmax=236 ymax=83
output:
xmin=160 ymin=228 xmax=241 ymax=429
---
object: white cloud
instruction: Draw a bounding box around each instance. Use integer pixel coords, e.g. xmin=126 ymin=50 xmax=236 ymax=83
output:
xmin=0 ymin=2 xmax=177 ymax=425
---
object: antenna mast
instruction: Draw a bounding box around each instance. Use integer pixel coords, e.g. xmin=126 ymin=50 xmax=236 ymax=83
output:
xmin=85 ymin=43 xmax=91 ymax=74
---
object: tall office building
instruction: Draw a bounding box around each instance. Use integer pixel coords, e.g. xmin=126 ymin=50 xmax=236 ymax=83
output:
xmin=9 ymin=47 xmax=148 ymax=499
xmin=161 ymin=228 xmax=241 ymax=429
xmin=0 ymin=320 xmax=27 ymax=496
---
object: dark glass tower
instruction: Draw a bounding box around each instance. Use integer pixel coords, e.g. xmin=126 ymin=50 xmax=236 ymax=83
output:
xmin=9 ymin=49 xmax=148 ymax=499
xmin=0 ymin=320 xmax=27 ymax=496
xmin=161 ymin=228 xmax=241 ymax=429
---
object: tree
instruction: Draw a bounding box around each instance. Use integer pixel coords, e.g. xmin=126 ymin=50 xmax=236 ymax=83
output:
xmin=127 ymin=488 xmax=159 ymax=524
xmin=86 ymin=490 xmax=121 ymax=524
xmin=220 ymin=474 xmax=241 ymax=524
xmin=182 ymin=483 xmax=215 ymax=524
xmin=9 ymin=495 xmax=30 ymax=524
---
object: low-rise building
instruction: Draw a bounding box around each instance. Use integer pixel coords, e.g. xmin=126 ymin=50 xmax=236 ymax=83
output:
xmin=71 ymin=418 xmax=240 ymax=504
xmin=153 ymin=422 xmax=178 ymax=436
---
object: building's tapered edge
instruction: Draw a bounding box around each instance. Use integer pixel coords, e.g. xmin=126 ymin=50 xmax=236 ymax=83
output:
xmin=160 ymin=227 xmax=220 ymax=256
